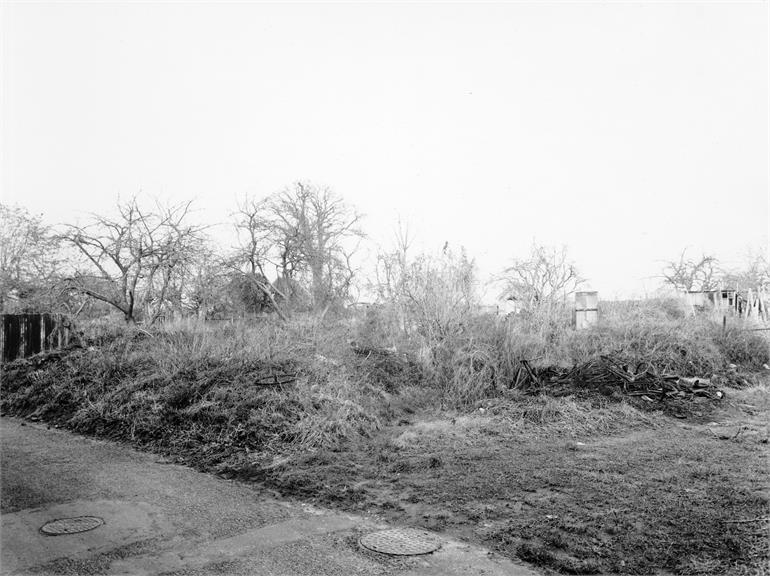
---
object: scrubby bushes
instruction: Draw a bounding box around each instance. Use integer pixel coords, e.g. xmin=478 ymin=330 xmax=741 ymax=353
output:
xmin=713 ymin=327 xmax=770 ymax=370
xmin=2 ymin=298 xmax=768 ymax=467
xmin=566 ymin=316 xmax=724 ymax=376
xmin=356 ymin=296 xmax=769 ymax=407
xmin=567 ymin=300 xmax=769 ymax=374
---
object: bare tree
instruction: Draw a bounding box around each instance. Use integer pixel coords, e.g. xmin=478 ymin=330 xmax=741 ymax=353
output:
xmin=369 ymin=220 xmax=421 ymax=337
xmin=230 ymin=197 xmax=293 ymax=319
xmin=662 ymin=250 xmax=721 ymax=292
xmin=373 ymin=218 xmax=413 ymax=303
xmin=233 ymin=182 xmax=364 ymax=314
xmin=142 ymin=231 xmax=211 ymax=323
xmin=182 ymin=247 xmax=231 ymax=319
xmin=0 ymin=203 xmax=63 ymax=312
xmin=233 ymin=197 xmax=273 ymax=278
xmin=498 ymin=244 xmax=584 ymax=307
xmin=721 ymin=250 xmax=770 ymax=292
xmin=59 ymin=198 xmax=204 ymax=324
xmin=269 ymin=182 xmax=363 ymax=309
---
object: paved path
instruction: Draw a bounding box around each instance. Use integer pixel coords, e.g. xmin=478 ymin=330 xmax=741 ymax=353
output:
xmin=1 ymin=418 xmax=540 ymax=576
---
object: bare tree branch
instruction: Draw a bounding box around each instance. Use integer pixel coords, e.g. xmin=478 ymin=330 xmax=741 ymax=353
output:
xmin=661 ymin=250 xmax=721 ymax=292
xmin=232 ymin=182 xmax=365 ymax=313
xmin=58 ymin=197 xmax=205 ymax=323
xmin=497 ymin=244 xmax=584 ymax=307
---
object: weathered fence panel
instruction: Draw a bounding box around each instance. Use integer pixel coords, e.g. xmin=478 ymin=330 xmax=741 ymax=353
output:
xmin=0 ymin=314 xmax=72 ymax=363
xmin=575 ymin=291 xmax=599 ymax=330
xmin=2 ymin=315 xmax=21 ymax=363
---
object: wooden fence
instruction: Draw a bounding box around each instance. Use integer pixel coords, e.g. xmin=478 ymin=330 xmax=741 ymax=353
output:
xmin=1 ymin=314 xmax=73 ymax=363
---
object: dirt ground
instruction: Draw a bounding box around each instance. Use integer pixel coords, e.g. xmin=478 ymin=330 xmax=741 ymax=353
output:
xmin=256 ymin=387 xmax=770 ymax=575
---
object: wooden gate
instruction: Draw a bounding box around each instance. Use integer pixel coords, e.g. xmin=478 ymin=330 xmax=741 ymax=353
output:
xmin=0 ymin=314 xmax=72 ymax=363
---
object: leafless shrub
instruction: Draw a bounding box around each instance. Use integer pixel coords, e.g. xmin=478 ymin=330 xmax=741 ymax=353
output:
xmin=722 ymin=250 xmax=770 ymax=291
xmin=497 ymin=243 xmax=584 ymax=309
xmin=0 ymin=203 xmax=66 ymax=313
xmin=661 ymin=249 xmax=721 ymax=291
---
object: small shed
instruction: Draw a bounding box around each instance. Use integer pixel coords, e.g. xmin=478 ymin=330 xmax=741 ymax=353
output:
xmin=574 ymin=291 xmax=599 ymax=330
xmin=683 ymin=289 xmax=737 ymax=310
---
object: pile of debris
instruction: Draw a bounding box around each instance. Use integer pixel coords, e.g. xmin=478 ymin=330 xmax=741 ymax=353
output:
xmin=349 ymin=341 xmax=426 ymax=392
xmin=514 ymin=355 xmax=725 ymax=404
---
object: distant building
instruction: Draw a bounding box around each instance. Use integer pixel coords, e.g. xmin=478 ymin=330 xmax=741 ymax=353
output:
xmin=683 ymin=289 xmax=738 ymax=310
xmin=474 ymin=298 xmax=522 ymax=317
xmin=574 ymin=291 xmax=599 ymax=330
xmin=683 ymin=288 xmax=768 ymax=322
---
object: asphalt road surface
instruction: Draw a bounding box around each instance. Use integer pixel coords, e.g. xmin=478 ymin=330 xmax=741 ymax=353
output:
xmin=1 ymin=418 xmax=539 ymax=576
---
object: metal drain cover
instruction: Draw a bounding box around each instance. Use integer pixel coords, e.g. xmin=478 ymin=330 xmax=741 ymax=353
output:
xmin=359 ymin=527 xmax=442 ymax=555
xmin=40 ymin=516 xmax=104 ymax=535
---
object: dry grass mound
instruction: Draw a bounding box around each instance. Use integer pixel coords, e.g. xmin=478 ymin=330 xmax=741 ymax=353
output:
xmin=0 ymin=317 xmax=427 ymax=473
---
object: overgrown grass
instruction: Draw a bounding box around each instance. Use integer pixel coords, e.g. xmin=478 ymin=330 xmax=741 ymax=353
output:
xmin=1 ymin=316 xmax=430 ymax=471
xmin=355 ymin=298 xmax=769 ymax=407
xmin=2 ymin=302 xmax=768 ymax=575
xmin=571 ymin=299 xmax=769 ymax=373
xmin=4 ymin=300 xmax=767 ymax=451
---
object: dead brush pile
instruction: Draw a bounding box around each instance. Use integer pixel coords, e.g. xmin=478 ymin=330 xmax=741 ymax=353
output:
xmin=512 ymin=355 xmax=728 ymax=418
xmin=352 ymin=297 xmax=768 ymax=411
xmin=492 ymin=304 xmax=768 ymax=418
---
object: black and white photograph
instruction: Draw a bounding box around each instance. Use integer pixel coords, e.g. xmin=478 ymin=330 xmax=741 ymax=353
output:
xmin=1 ymin=2 xmax=768 ymax=575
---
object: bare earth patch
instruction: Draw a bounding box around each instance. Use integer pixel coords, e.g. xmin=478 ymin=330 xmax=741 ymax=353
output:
xmin=261 ymin=390 xmax=770 ymax=575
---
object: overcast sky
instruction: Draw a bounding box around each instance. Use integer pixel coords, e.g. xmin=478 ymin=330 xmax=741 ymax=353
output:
xmin=2 ymin=2 xmax=768 ymax=300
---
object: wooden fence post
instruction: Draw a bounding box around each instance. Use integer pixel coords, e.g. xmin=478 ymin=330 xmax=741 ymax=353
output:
xmin=18 ymin=315 xmax=27 ymax=360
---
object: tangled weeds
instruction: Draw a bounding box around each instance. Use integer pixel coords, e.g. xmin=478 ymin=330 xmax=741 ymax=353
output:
xmin=0 ymin=338 xmax=410 ymax=472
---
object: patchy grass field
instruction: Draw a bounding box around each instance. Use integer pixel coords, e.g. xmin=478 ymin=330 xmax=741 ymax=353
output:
xmin=1 ymin=313 xmax=769 ymax=575
xmin=259 ymin=389 xmax=770 ymax=575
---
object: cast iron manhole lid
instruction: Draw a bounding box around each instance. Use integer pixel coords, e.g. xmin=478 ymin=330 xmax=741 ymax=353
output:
xmin=40 ymin=516 xmax=104 ymax=535
xmin=359 ymin=527 xmax=442 ymax=555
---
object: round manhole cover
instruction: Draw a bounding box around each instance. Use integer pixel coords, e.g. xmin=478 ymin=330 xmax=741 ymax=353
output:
xmin=359 ymin=527 xmax=442 ymax=556
xmin=40 ymin=516 xmax=104 ymax=536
